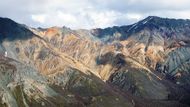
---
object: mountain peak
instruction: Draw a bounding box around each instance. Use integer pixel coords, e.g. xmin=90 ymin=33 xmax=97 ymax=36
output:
xmin=140 ymin=16 xmax=190 ymax=27
xmin=0 ymin=17 xmax=34 ymax=41
xmin=0 ymin=17 xmax=19 ymax=27
xmin=0 ymin=17 xmax=14 ymax=22
xmin=146 ymin=16 xmax=161 ymax=20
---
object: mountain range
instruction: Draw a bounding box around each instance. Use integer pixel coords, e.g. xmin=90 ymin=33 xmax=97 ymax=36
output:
xmin=0 ymin=16 xmax=190 ymax=107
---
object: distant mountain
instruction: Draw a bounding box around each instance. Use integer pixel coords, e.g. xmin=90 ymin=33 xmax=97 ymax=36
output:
xmin=91 ymin=16 xmax=190 ymax=41
xmin=0 ymin=16 xmax=190 ymax=107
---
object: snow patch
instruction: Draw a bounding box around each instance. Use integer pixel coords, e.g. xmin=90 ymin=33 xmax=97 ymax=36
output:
xmin=134 ymin=26 xmax=138 ymax=30
xmin=143 ymin=20 xmax=148 ymax=24
xmin=142 ymin=17 xmax=153 ymax=24
xmin=127 ymin=23 xmax=137 ymax=32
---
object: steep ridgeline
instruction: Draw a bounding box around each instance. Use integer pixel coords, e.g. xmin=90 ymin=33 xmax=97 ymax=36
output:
xmin=0 ymin=17 xmax=133 ymax=107
xmin=91 ymin=16 xmax=190 ymax=89
xmin=0 ymin=16 xmax=190 ymax=107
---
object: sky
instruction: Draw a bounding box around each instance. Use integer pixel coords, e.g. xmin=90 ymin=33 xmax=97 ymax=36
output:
xmin=0 ymin=0 xmax=190 ymax=29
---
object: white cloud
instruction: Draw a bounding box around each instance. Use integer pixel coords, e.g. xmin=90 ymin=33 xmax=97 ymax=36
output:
xmin=126 ymin=13 xmax=142 ymax=21
xmin=31 ymin=12 xmax=78 ymax=28
xmin=57 ymin=11 xmax=77 ymax=24
xmin=87 ymin=11 xmax=119 ymax=28
xmin=1 ymin=0 xmax=190 ymax=29
xmin=31 ymin=14 xmax=46 ymax=23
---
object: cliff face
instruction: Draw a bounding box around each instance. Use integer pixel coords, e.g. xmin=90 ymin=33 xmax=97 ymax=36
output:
xmin=0 ymin=16 xmax=190 ymax=107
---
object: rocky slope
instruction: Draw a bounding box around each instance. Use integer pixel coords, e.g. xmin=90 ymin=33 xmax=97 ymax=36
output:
xmin=0 ymin=16 xmax=190 ymax=107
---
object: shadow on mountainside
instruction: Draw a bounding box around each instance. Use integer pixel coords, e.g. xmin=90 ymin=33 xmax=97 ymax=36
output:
xmin=0 ymin=17 xmax=34 ymax=42
xmin=96 ymin=52 xmax=126 ymax=67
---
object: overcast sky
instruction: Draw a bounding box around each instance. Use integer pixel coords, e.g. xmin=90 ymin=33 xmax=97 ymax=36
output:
xmin=0 ymin=0 xmax=190 ymax=29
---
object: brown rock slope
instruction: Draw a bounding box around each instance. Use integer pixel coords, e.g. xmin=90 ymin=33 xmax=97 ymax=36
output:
xmin=0 ymin=16 xmax=190 ymax=107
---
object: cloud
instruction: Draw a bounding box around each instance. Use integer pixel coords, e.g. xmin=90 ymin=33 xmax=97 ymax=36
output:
xmin=0 ymin=0 xmax=190 ymax=29
xmin=32 ymin=11 xmax=79 ymax=28
xmin=31 ymin=14 xmax=47 ymax=23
